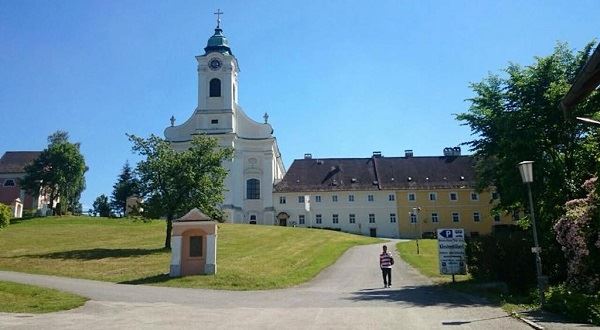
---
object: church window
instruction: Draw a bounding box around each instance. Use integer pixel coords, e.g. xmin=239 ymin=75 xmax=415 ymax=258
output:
xmin=332 ymin=214 xmax=339 ymax=224
xmin=315 ymin=196 xmax=322 ymax=202
xmin=349 ymin=214 xmax=356 ymax=223
xmin=279 ymin=196 xmax=286 ymax=204
xmin=408 ymin=193 xmax=416 ymax=201
xmin=473 ymin=212 xmax=481 ymax=222
xmin=332 ymin=195 xmax=338 ymax=202
xmin=298 ymin=215 xmax=305 ymax=224
xmin=429 ymin=192 xmax=437 ymax=201
xmin=211 ymin=119 xmax=219 ymax=124
xmin=367 ymin=194 xmax=374 ymax=202
xmin=450 ymin=192 xmax=458 ymax=201
xmin=431 ymin=213 xmax=439 ymax=223
xmin=388 ymin=194 xmax=395 ymax=201
xmin=298 ymin=196 xmax=305 ymax=203
xmin=246 ymin=179 xmax=260 ymax=200
xmin=390 ymin=213 xmax=396 ymax=223
xmin=348 ymin=194 xmax=354 ymax=202
xmin=316 ymin=214 xmax=322 ymax=224
xmin=209 ymin=78 xmax=221 ymax=97
xmin=189 ymin=236 xmax=203 ymax=257
xmin=3 ymin=179 xmax=15 ymax=187
xmin=470 ymin=192 xmax=479 ymax=201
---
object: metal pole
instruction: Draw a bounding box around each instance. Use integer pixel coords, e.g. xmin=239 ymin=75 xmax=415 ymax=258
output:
xmin=527 ymin=182 xmax=545 ymax=306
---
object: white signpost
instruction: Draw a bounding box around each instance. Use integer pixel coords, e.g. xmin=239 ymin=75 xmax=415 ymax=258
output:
xmin=437 ymin=228 xmax=467 ymax=282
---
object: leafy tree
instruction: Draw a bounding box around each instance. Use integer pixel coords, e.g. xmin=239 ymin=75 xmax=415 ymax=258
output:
xmin=128 ymin=134 xmax=233 ymax=248
xmin=0 ymin=203 xmax=10 ymax=228
xmin=456 ymin=41 xmax=600 ymax=282
xmin=110 ymin=161 xmax=140 ymax=216
xmin=20 ymin=131 xmax=88 ymax=216
xmin=92 ymin=194 xmax=111 ymax=217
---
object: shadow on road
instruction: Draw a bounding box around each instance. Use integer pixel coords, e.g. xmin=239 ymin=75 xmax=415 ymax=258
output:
xmin=347 ymin=285 xmax=488 ymax=308
xmin=120 ymin=273 xmax=171 ymax=285
xmin=20 ymin=248 xmax=167 ymax=260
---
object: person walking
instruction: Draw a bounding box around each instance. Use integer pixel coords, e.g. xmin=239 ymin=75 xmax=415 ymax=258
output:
xmin=379 ymin=245 xmax=394 ymax=288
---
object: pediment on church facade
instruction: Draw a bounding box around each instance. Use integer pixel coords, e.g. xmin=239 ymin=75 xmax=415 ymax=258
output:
xmin=235 ymin=105 xmax=273 ymax=139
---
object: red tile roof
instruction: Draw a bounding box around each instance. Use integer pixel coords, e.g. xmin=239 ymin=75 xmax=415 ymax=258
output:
xmin=0 ymin=151 xmax=42 ymax=174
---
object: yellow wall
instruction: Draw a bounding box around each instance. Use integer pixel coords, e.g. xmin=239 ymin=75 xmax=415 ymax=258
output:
xmin=396 ymin=188 xmax=513 ymax=238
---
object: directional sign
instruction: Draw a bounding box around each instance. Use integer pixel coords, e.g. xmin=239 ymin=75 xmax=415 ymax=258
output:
xmin=437 ymin=228 xmax=467 ymax=275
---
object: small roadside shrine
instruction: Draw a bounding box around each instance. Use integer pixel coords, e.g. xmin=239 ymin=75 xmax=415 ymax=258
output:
xmin=169 ymin=208 xmax=218 ymax=277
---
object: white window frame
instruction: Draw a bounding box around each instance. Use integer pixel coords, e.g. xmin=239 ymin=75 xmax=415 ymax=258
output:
xmin=449 ymin=192 xmax=458 ymax=201
xmin=452 ymin=212 xmax=460 ymax=223
xmin=332 ymin=214 xmax=339 ymax=224
xmin=429 ymin=192 xmax=437 ymax=201
xmin=348 ymin=194 xmax=354 ymax=202
xmin=279 ymin=196 xmax=286 ymax=204
xmin=315 ymin=214 xmax=322 ymax=224
xmin=315 ymin=195 xmax=322 ymax=203
xmin=410 ymin=213 xmax=417 ymax=224
xmin=367 ymin=194 xmax=374 ymax=202
xmin=473 ymin=212 xmax=481 ymax=222
xmin=298 ymin=215 xmax=305 ymax=224
xmin=431 ymin=213 xmax=439 ymax=223
xmin=349 ymin=214 xmax=356 ymax=224
xmin=369 ymin=213 xmax=375 ymax=223
xmin=470 ymin=192 xmax=479 ymax=201
xmin=298 ymin=196 xmax=305 ymax=203
xmin=332 ymin=195 xmax=338 ymax=202
xmin=408 ymin=193 xmax=416 ymax=202
xmin=390 ymin=213 xmax=396 ymax=223
xmin=388 ymin=194 xmax=395 ymax=201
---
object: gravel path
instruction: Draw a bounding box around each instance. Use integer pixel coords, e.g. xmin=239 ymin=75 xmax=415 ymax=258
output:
xmin=0 ymin=240 xmax=529 ymax=329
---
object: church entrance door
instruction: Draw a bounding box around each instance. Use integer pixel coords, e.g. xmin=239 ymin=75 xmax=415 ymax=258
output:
xmin=278 ymin=218 xmax=287 ymax=226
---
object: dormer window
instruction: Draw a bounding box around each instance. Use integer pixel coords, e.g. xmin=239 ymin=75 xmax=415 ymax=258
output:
xmin=209 ymin=78 xmax=221 ymax=97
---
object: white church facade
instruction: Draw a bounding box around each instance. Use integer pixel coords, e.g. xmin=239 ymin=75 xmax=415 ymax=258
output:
xmin=164 ymin=20 xmax=285 ymax=225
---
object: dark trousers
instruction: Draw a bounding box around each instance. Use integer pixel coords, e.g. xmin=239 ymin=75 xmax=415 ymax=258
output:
xmin=381 ymin=267 xmax=392 ymax=286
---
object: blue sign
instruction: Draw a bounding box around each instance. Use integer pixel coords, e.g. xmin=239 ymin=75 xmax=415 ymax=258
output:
xmin=439 ymin=229 xmax=453 ymax=238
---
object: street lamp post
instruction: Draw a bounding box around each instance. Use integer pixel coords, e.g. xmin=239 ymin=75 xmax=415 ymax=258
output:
xmin=411 ymin=207 xmax=421 ymax=254
xmin=517 ymin=161 xmax=545 ymax=306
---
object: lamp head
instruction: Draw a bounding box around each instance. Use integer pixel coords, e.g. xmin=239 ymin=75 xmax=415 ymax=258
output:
xmin=518 ymin=161 xmax=534 ymax=183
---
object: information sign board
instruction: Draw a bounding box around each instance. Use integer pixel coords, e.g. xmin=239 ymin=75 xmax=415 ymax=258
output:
xmin=437 ymin=228 xmax=467 ymax=275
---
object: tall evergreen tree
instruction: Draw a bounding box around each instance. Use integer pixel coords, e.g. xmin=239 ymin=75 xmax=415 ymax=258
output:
xmin=110 ymin=161 xmax=140 ymax=216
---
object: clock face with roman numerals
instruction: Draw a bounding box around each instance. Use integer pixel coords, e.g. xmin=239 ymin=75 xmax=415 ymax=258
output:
xmin=209 ymin=58 xmax=222 ymax=70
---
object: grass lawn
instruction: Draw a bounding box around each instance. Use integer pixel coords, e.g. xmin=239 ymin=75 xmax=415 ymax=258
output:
xmin=396 ymin=239 xmax=536 ymax=312
xmin=0 ymin=217 xmax=381 ymax=290
xmin=0 ymin=280 xmax=87 ymax=313
xmin=396 ymin=239 xmax=470 ymax=283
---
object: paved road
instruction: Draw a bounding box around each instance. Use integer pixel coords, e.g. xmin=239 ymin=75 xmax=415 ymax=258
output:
xmin=0 ymin=241 xmax=528 ymax=329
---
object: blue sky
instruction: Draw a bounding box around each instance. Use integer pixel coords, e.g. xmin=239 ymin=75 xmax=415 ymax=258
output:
xmin=1 ymin=0 xmax=598 ymax=210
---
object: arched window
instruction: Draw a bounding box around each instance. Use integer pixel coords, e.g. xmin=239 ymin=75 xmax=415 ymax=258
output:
xmin=246 ymin=179 xmax=260 ymax=199
xmin=209 ymin=78 xmax=221 ymax=97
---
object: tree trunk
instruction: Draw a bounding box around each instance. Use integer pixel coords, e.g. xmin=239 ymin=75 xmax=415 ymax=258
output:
xmin=164 ymin=215 xmax=173 ymax=249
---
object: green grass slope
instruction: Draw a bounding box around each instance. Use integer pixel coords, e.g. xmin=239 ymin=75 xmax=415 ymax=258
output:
xmin=0 ymin=280 xmax=87 ymax=313
xmin=0 ymin=217 xmax=381 ymax=290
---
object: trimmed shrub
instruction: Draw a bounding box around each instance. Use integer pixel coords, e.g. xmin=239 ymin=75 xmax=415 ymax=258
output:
xmin=0 ymin=203 xmax=11 ymax=228
xmin=546 ymin=284 xmax=600 ymax=325
xmin=466 ymin=226 xmax=536 ymax=293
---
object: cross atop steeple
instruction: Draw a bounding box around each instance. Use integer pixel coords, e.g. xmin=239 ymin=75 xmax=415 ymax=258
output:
xmin=214 ymin=9 xmax=224 ymax=28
